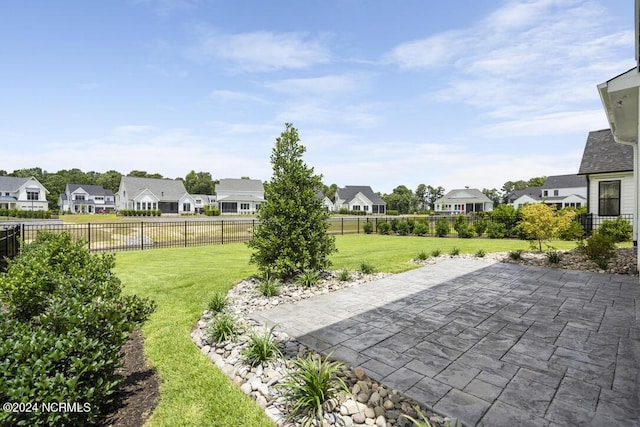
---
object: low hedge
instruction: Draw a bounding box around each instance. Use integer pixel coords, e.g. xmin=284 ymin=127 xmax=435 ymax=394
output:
xmin=0 ymin=208 xmax=52 ymax=219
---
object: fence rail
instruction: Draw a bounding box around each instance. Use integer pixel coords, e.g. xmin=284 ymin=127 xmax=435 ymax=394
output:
xmin=7 ymin=213 xmax=635 ymax=256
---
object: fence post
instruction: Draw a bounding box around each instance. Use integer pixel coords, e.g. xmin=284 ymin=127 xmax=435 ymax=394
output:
xmin=375 ymin=217 xmax=378 ymax=233
xmin=141 ymin=222 xmax=144 ymax=250
xmin=185 ymin=221 xmax=188 ymax=247
xmin=221 ymin=220 xmax=224 ymax=245
xmin=341 ymin=217 xmax=344 ymax=235
xmin=88 ymin=223 xmax=91 ymax=251
xmin=357 ymin=217 xmax=360 ymax=234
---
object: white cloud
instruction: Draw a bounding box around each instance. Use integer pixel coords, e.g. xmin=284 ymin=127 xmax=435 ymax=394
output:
xmin=263 ymin=74 xmax=362 ymax=96
xmin=189 ymin=28 xmax=330 ymax=72
xmin=385 ymin=32 xmax=465 ymax=69
xmin=209 ymin=90 xmax=267 ymax=104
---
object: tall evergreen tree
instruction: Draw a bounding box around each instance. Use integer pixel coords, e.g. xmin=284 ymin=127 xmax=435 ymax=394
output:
xmin=247 ymin=123 xmax=336 ymax=279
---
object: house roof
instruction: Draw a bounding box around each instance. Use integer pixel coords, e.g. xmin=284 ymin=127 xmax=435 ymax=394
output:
xmin=67 ymin=184 xmax=114 ymax=197
xmin=0 ymin=176 xmax=42 ymax=192
xmin=509 ymin=187 xmax=543 ymax=202
xmin=336 ymin=186 xmax=385 ymax=205
xmin=541 ymin=174 xmax=586 ymax=189
xmin=578 ymin=129 xmax=634 ymax=175
xmin=215 ymin=178 xmax=264 ymax=193
xmin=438 ymin=188 xmax=491 ymax=203
xmin=120 ymin=176 xmax=188 ymax=201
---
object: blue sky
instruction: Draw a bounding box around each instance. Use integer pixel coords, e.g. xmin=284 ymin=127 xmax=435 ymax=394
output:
xmin=1 ymin=0 xmax=635 ymax=194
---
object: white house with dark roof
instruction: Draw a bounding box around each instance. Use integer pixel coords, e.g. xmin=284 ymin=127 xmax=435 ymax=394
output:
xmin=214 ymin=178 xmax=264 ymax=214
xmin=435 ymin=188 xmax=493 ymax=214
xmin=191 ymin=194 xmax=216 ymax=214
xmin=334 ymin=186 xmax=386 ymax=214
xmin=540 ymin=174 xmax=587 ymax=209
xmin=0 ymin=176 xmax=49 ymax=211
xmin=507 ymin=187 xmax=543 ymax=208
xmin=578 ymin=129 xmax=634 ymax=219
xmin=60 ymin=184 xmax=116 ymax=214
xmin=315 ymin=191 xmax=334 ymax=212
xmin=116 ymin=176 xmax=195 ymax=214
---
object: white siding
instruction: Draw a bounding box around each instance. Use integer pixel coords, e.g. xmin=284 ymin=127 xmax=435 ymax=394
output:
xmin=587 ymin=172 xmax=634 ymax=218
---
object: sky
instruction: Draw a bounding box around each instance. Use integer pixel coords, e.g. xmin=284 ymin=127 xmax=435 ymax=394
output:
xmin=1 ymin=0 xmax=636 ymax=194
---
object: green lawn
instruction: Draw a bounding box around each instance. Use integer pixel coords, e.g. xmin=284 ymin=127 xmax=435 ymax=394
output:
xmin=114 ymin=234 xmax=579 ymax=426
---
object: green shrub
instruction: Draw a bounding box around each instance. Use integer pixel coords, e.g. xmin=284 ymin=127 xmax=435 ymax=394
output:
xmin=559 ymin=220 xmax=585 ymax=241
xmin=413 ymin=222 xmax=429 ymax=236
xmin=243 ymin=325 xmax=282 ymax=367
xmin=431 ymin=248 xmax=441 ymax=257
xmin=396 ymin=221 xmax=410 ymax=236
xmin=475 ymin=248 xmax=486 ymax=258
xmin=406 ymin=218 xmax=416 ymax=234
xmin=579 ymin=231 xmax=616 ymax=270
xmin=338 ymin=270 xmax=350 ymax=281
xmin=490 ymin=205 xmax=520 ymax=237
xmin=454 ymin=215 xmax=475 ymax=238
xmin=258 ymin=276 xmax=281 ymax=297
xmin=0 ymin=232 xmax=155 ymax=426
xmin=377 ymin=221 xmax=391 ymax=235
xmin=278 ymin=353 xmax=348 ymax=426
xmin=204 ymin=206 xmax=221 ymax=216
xmin=508 ymin=250 xmax=523 ymax=260
xmin=362 ymin=221 xmax=374 ymax=234
xmin=474 ymin=217 xmax=489 ymax=236
xmin=360 ymin=261 xmax=375 ymax=274
xmin=416 ymin=250 xmax=428 ymax=261
xmin=207 ymin=292 xmax=228 ymax=313
xmin=487 ymin=222 xmax=507 ymax=239
xmin=387 ymin=210 xmax=399 ymax=216
xmin=434 ymin=218 xmax=450 ymax=237
xmin=598 ymin=217 xmax=633 ymax=243
xmin=207 ymin=313 xmax=238 ymax=344
xmin=547 ymin=250 xmax=561 ymax=264
xmin=449 ymin=247 xmax=460 ymax=256
xmin=296 ymin=269 xmax=321 ymax=287
xmin=390 ymin=219 xmax=400 ymax=233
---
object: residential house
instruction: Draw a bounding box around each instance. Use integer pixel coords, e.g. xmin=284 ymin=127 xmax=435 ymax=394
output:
xmin=60 ymin=184 xmax=116 ymax=214
xmin=214 ymin=178 xmax=264 ymax=214
xmin=435 ymin=188 xmax=493 ymax=214
xmin=578 ymin=129 xmax=634 ymax=220
xmin=334 ymin=186 xmax=386 ymax=214
xmin=0 ymin=176 xmax=49 ymax=211
xmin=509 ymin=175 xmax=587 ymax=210
xmin=315 ymin=191 xmax=334 ymax=212
xmin=191 ymin=194 xmax=216 ymax=214
xmin=116 ymin=176 xmax=195 ymax=214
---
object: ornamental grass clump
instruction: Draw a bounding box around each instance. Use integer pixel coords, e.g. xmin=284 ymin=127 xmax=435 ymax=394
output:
xmin=416 ymin=250 xmax=429 ymax=261
xmin=296 ymin=269 xmax=321 ymax=287
xmin=207 ymin=292 xmax=228 ymax=313
xmin=258 ymin=276 xmax=281 ymax=297
xmin=359 ymin=260 xmax=376 ymax=274
xmin=279 ymin=353 xmax=349 ymax=426
xmin=207 ymin=313 xmax=238 ymax=344
xmin=338 ymin=270 xmax=351 ymax=282
xmin=243 ymin=325 xmax=282 ymax=367
xmin=449 ymin=247 xmax=460 ymax=256
xmin=431 ymin=248 xmax=442 ymax=257
xmin=508 ymin=249 xmax=523 ymax=260
xmin=475 ymin=248 xmax=486 ymax=258
xmin=546 ymin=250 xmax=562 ymax=264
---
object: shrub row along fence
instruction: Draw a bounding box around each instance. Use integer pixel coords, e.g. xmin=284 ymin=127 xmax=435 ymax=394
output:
xmin=9 ymin=213 xmax=634 ymax=255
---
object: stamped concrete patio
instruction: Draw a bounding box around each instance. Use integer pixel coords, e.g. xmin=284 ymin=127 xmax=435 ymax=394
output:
xmin=251 ymin=259 xmax=640 ymax=426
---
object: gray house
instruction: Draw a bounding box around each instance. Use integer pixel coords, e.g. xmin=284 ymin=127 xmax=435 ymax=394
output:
xmin=334 ymin=186 xmax=386 ymax=214
xmin=0 ymin=176 xmax=49 ymax=211
xmin=60 ymin=184 xmax=116 ymax=214
xmin=435 ymin=188 xmax=493 ymax=214
xmin=116 ymin=176 xmax=195 ymax=214
xmin=215 ymin=178 xmax=264 ymax=214
xmin=578 ymin=129 xmax=634 ymax=219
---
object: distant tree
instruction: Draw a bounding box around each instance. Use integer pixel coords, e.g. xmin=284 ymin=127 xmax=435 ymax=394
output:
xmin=501 ymin=177 xmax=547 ymax=203
xmin=0 ymin=170 xmax=6 ymax=176
xmin=185 ymin=170 xmax=215 ymax=194
xmin=426 ymin=185 xmax=445 ymax=211
xmin=127 ymin=170 xmax=163 ymax=178
xmin=383 ymin=185 xmax=417 ymax=214
xmin=482 ymin=188 xmax=501 ymax=207
xmin=96 ymin=170 xmax=123 ymax=193
xmin=415 ymin=184 xmax=428 ymax=211
xmin=322 ymin=183 xmax=338 ymax=202
xmin=518 ymin=203 xmax=576 ymax=251
xmin=527 ymin=176 xmax=547 ymax=187
xmin=247 ymin=123 xmax=336 ymax=279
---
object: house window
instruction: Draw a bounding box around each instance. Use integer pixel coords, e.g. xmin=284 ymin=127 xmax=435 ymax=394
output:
xmin=598 ymin=180 xmax=620 ymax=216
xmin=364 ymin=206 xmax=369 ymax=212
xmin=75 ymin=195 xmax=85 ymax=201
xmin=554 ymin=190 xmax=559 ymax=196
xmin=183 ymin=203 xmax=191 ymax=212
xmin=352 ymin=205 xmax=360 ymax=211
xmin=543 ymin=190 xmax=548 ymax=197
xmin=255 ymin=203 xmax=261 ymax=210
xmin=27 ymin=191 xmax=39 ymax=201
xmin=240 ymin=203 xmax=250 ymax=210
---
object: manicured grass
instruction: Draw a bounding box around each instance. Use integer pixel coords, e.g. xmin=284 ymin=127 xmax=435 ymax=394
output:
xmin=114 ymin=234 xmax=580 ymax=426
xmin=61 ymin=213 xmax=124 ymax=223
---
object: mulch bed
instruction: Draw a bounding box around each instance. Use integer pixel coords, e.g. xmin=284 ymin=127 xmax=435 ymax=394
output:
xmin=99 ymin=330 xmax=159 ymax=427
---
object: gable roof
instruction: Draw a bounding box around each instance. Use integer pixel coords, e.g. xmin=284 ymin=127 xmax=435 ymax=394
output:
xmin=0 ymin=176 xmax=48 ymax=193
xmin=336 ymin=186 xmax=385 ymax=205
xmin=578 ymin=129 xmax=634 ymax=175
xmin=541 ymin=174 xmax=586 ymax=189
xmin=508 ymin=186 xmax=543 ymax=202
xmin=67 ymin=184 xmax=114 ymax=197
xmin=439 ymin=188 xmax=491 ymax=202
xmin=215 ymin=178 xmax=264 ymax=193
xmin=120 ymin=176 xmax=187 ymax=201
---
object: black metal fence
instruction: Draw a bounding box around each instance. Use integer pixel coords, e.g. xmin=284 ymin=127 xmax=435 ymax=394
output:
xmin=0 ymin=225 xmax=21 ymax=271
xmin=577 ymin=213 xmax=634 ymax=236
xmin=10 ymin=213 xmax=635 ymax=254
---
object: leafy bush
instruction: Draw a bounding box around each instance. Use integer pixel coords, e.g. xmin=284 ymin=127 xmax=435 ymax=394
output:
xmin=207 ymin=292 xmax=228 ymax=313
xmin=338 ymin=270 xmax=350 ymax=281
xmin=490 ymin=205 xmax=520 ymax=237
xmin=416 ymin=250 xmax=428 ymax=261
xmin=360 ymin=261 xmax=375 ymax=274
xmin=406 ymin=219 xmax=416 ymax=234
xmin=431 ymin=248 xmax=442 ymax=257
xmin=578 ymin=231 xmax=616 ymax=270
xmin=377 ymin=221 xmax=391 ymax=235
xmin=258 ymin=276 xmax=281 ymax=297
xmin=296 ymin=269 xmax=321 ymax=287
xmin=204 ymin=206 xmax=221 ymax=216
xmin=386 ymin=210 xmax=399 ymax=216
xmin=390 ymin=219 xmax=400 ymax=233
xmin=598 ymin=217 xmax=633 ymax=243
xmin=518 ymin=204 xmax=576 ymax=251
xmin=454 ymin=215 xmax=475 ymax=238
xmin=475 ymin=249 xmax=486 ymax=258
xmin=559 ymin=219 xmax=585 ymax=241
xmin=243 ymin=325 xmax=282 ymax=367
xmin=508 ymin=250 xmax=523 ymax=260
xmin=362 ymin=220 xmax=374 ymax=234
xmin=207 ymin=313 xmax=238 ymax=344
xmin=449 ymin=247 xmax=460 ymax=256
xmin=474 ymin=217 xmax=489 ymax=236
xmin=247 ymin=124 xmax=336 ymax=279
xmin=413 ymin=222 xmax=429 ymax=236
xmin=278 ymin=353 xmax=348 ymax=426
xmin=0 ymin=232 xmax=155 ymax=426
xmin=434 ymin=218 xmax=450 ymax=237
xmin=546 ymin=250 xmax=561 ymax=264
xmin=396 ymin=221 xmax=410 ymax=236
xmin=487 ymin=222 xmax=508 ymax=239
